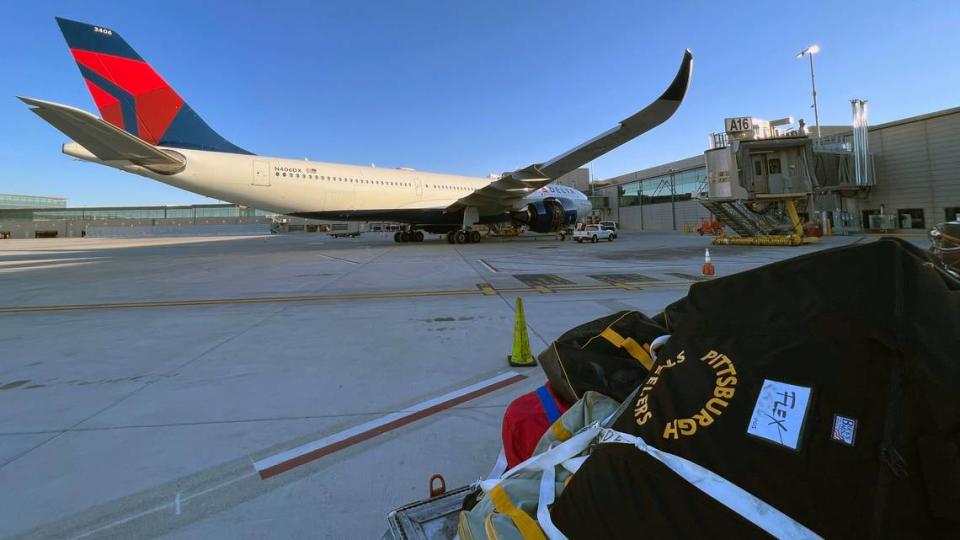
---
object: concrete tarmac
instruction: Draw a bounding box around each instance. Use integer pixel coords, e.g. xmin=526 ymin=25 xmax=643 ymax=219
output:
xmin=0 ymin=232 xmax=864 ymax=538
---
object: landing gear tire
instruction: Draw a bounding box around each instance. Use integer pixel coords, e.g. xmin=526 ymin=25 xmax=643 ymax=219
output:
xmin=592 ymin=235 xmax=598 ymax=243
xmin=470 ymin=230 xmax=481 ymax=243
xmin=415 ymin=231 xmax=424 ymax=242
xmin=447 ymin=231 xmax=456 ymax=244
xmin=400 ymin=231 xmax=411 ymax=243
xmin=454 ymin=230 xmax=467 ymax=244
xmin=394 ymin=232 xmax=402 ymax=243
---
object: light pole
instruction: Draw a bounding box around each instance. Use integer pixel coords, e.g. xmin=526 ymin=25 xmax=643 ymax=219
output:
xmin=796 ymin=44 xmax=821 ymax=138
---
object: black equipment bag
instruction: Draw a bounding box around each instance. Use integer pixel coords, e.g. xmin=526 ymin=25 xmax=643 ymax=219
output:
xmin=538 ymin=310 xmax=667 ymax=404
xmin=552 ymin=239 xmax=960 ymax=539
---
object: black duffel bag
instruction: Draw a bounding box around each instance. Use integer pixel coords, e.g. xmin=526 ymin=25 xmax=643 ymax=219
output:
xmin=539 ymin=310 xmax=667 ymax=404
xmin=552 ymin=239 xmax=960 ymax=539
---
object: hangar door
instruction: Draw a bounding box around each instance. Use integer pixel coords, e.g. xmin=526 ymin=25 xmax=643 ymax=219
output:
xmin=252 ymin=160 xmax=270 ymax=186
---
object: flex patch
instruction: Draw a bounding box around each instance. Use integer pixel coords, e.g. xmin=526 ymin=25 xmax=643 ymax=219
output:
xmin=747 ymin=379 xmax=812 ymax=450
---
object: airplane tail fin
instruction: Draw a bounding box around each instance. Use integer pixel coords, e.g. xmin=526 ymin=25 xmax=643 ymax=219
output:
xmin=55 ymin=17 xmax=251 ymax=155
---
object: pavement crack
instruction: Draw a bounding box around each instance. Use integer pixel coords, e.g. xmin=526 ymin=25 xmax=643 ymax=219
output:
xmin=0 ymin=304 xmax=286 ymax=472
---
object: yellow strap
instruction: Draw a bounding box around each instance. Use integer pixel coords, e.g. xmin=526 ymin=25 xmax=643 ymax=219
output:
xmin=550 ymin=418 xmax=573 ymax=442
xmin=600 ymin=328 xmax=654 ymax=370
xmin=488 ymin=485 xmax=547 ymax=540
xmin=553 ymin=343 xmax=580 ymax=402
xmin=484 ymin=513 xmax=500 ymax=540
xmin=459 ymin=511 xmax=476 ymax=540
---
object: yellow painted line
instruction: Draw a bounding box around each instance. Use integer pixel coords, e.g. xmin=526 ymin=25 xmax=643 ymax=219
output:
xmin=0 ymin=280 xmax=699 ymax=314
xmin=551 ymin=281 xmax=695 ymax=291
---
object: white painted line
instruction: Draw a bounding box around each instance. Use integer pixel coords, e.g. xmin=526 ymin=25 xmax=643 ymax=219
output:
xmin=67 ymin=473 xmax=257 ymax=540
xmin=478 ymin=259 xmax=498 ymax=273
xmin=0 ymin=257 xmax=103 ymax=267
xmin=253 ymin=371 xmax=526 ymax=478
xmin=0 ymin=261 xmax=101 ymax=274
xmin=174 ymin=492 xmax=181 ymax=515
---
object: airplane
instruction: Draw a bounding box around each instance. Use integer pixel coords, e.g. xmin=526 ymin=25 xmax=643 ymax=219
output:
xmin=21 ymin=17 xmax=692 ymax=244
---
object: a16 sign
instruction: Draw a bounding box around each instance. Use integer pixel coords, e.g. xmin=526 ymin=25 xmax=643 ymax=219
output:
xmin=725 ymin=117 xmax=753 ymax=133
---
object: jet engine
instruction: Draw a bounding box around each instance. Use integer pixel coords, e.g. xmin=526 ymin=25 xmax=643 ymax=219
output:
xmin=513 ymin=198 xmax=579 ymax=233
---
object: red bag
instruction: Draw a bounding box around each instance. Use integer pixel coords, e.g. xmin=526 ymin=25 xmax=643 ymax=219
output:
xmin=501 ymin=382 xmax=570 ymax=469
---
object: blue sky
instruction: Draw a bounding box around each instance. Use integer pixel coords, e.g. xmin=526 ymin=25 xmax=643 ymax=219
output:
xmin=2 ymin=0 xmax=958 ymax=206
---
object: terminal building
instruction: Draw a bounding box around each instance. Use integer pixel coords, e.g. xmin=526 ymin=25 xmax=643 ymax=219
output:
xmin=0 ymin=193 xmax=67 ymax=209
xmin=0 ymin=203 xmax=275 ymax=239
xmin=591 ymin=105 xmax=960 ymax=234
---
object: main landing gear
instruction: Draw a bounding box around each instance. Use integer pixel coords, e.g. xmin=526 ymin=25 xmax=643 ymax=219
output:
xmin=447 ymin=229 xmax=482 ymax=244
xmin=393 ymin=230 xmax=424 ymax=243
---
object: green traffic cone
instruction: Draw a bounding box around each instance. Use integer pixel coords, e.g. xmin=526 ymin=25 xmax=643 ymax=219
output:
xmin=508 ymin=297 xmax=536 ymax=367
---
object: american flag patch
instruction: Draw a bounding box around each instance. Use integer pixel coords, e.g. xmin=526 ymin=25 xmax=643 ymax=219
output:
xmin=831 ymin=415 xmax=857 ymax=446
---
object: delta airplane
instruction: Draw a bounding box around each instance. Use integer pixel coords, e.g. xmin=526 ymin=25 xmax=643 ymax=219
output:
xmin=22 ymin=18 xmax=692 ymax=244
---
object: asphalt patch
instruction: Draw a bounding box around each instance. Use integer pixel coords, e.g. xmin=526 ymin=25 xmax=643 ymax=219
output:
xmin=588 ymin=273 xmax=661 ymax=285
xmin=512 ymin=274 xmax=575 ymax=287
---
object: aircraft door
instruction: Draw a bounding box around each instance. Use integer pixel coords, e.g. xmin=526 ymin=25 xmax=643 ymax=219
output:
xmin=252 ymin=160 xmax=270 ymax=186
xmin=751 ymin=155 xmax=768 ymax=194
xmin=414 ymin=178 xmax=422 ymax=199
xmin=766 ymin=155 xmax=784 ymax=194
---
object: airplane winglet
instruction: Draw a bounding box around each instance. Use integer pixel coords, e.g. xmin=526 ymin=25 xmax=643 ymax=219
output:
xmin=657 ymin=49 xmax=693 ymax=103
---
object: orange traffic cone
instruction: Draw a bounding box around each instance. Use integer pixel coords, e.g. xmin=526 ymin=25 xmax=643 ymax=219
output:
xmin=702 ymin=248 xmax=715 ymax=276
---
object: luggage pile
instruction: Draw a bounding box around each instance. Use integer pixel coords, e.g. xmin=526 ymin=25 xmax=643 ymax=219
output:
xmin=459 ymin=239 xmax=960 ymax=539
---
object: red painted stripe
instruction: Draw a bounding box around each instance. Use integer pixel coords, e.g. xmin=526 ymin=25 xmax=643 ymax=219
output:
xmin=83 ymin=79 xmax=124 ymax=130
xmin=71 ymin=49 xmax=169 ymax=94
xmin=258 ymin=373 xmax=527 ymax=479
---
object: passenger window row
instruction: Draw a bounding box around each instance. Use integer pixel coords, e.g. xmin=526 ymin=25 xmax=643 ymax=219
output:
xmin=272 ymin=171 xmax=480 ymax=192
xmin=274 ymin=171 xmax=413 ymax=187
xmin=426 ymin=185 xmax=473 ymax=191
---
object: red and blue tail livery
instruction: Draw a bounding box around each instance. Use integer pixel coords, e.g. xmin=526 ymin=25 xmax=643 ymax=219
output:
xmin=56 ymin=17 xmax=251 ymax=155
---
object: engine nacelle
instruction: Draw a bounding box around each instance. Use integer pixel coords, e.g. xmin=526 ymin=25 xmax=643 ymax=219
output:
xmin=514 ymin=197 xmax=579 ymax=233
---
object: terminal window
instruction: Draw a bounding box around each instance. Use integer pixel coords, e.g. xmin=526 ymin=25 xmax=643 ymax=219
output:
xmin=945 ymin=207 xmax=960 ymax=222
xmin=768 ymin=158 xmax=782 ymax=174
xmin=897 ymin=208 xmax=925 ymax=229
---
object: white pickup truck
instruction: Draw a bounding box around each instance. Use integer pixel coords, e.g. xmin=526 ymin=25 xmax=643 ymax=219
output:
xmin=574 ymin=224 xmax=616 ymax=243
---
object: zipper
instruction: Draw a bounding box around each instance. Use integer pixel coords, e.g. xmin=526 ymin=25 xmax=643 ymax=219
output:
xmin=870 ymin=242 xmax=911 ymax=537
xmin=880 ymin=445 xmax=908 ymax=478
xmin=872 ymin=358 xmax=904 ymax=538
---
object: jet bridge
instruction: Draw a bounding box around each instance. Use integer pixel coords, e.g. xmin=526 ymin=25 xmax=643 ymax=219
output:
xmin=698 ymin=108 xmax=873 ymax=245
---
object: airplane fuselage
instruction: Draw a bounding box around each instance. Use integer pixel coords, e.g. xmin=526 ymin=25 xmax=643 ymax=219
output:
xmin=64 ymin=143 xmax=592 ymax=227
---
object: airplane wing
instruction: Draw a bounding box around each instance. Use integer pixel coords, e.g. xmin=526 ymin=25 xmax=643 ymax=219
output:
xmin=445 ymin=49 xmax=693 ymax=213
xmin=18 ymin=96 xmax=186 ymax=173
